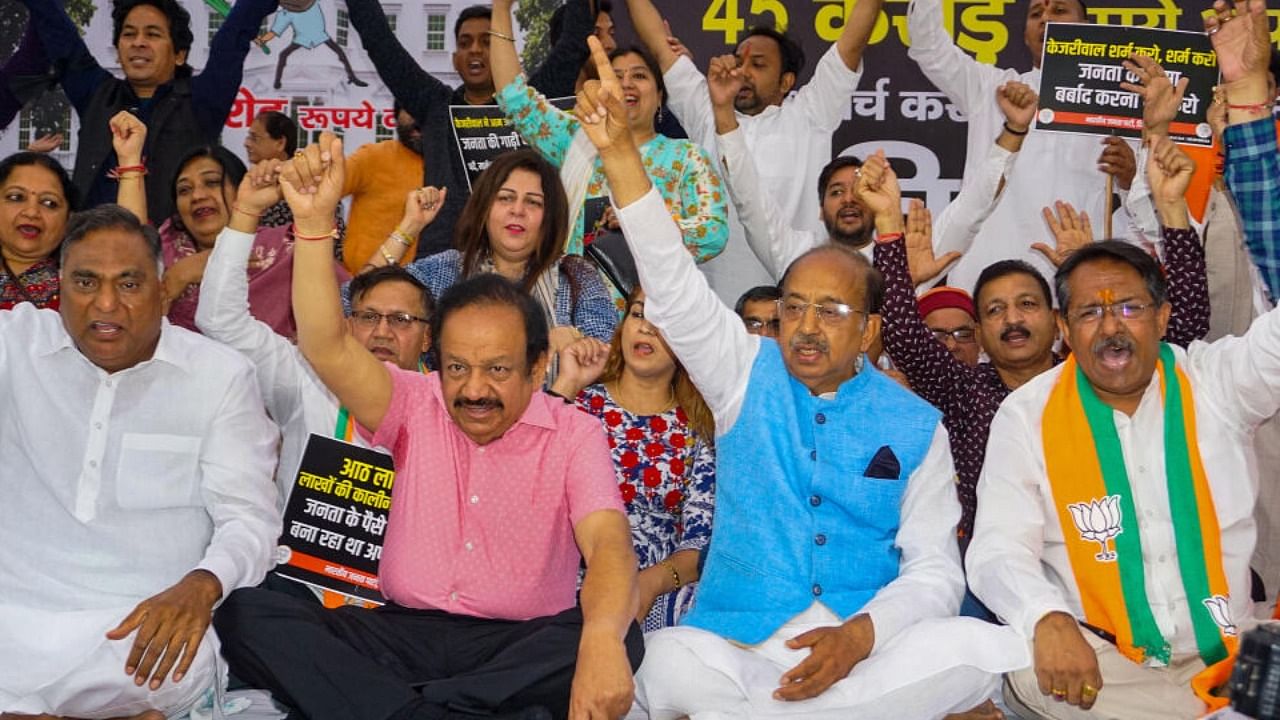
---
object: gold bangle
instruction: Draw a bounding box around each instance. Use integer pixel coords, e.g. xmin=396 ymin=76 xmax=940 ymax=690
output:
xmin=391 ymin=229 xmax=414 ymax=247
xmin=661 ymin=559 xmax=681 ymax=589
xmin=486 ymin=29 xmax=515 ymax=42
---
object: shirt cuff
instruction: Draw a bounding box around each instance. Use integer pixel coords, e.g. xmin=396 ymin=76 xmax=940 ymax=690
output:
xmin=1020 ymin=602 xmax=1076 ymax=641
xmin=495 ymin=73 xmax=530 ymax=112
xmin=611 ymin=183 xmax=666 ymax=216
xmin=195 ymin=556 xmax=241 ymax=608
xmin=860 ymin=599 xmax=912 ymax=649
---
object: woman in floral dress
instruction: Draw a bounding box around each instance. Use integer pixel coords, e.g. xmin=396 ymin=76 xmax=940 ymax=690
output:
xmin=562 ymin=289 xmax=716 ymax=632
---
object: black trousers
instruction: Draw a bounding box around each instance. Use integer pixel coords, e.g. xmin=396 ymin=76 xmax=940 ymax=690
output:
xmin=214 ymin=587 xmax=644 ymax=720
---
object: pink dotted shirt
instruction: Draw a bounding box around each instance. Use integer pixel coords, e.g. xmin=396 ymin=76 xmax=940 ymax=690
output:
xmin=370 ymin=367 xmax=624 ymax=620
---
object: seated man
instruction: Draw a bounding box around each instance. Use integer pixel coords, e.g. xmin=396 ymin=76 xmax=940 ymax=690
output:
xmin=968 ymin=240 xmax=1279 ymax=719
xmin=0 ymin=205 xmax=279 ymax=718
xmin=572 ymin=38 xmax=1027 ymax=719
xmin=214 ymin=132 xmax=643 ymax=720
xmin=735 ymin=284 xmax=780 ymax=337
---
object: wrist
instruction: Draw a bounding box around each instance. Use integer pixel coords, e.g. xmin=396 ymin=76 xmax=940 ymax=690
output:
xmin=187 ymin=569 xmax=224 ymax=604
xmin=874 ymin=215 xmax=905 ymax=235
xmin=1002 ymin=120 xmax=1029 ymax=135
xmin=1034 ymin=610 xmax=1076 ymax=637
xmin=396 ymin=221 xmax=424 ymax=239
xmin=713 ymin=105 xmax=738 ymax=133
xmin=1156 ymin=202 xmax=1190 ymax=229
xmin=294 ymin=218 xmax=337 ymax=237
xmin=1222 ymin=76 xmax=1272 ymax=106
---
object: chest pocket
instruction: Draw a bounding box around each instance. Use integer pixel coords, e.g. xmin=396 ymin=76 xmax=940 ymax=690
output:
xmin=115 ymin=433 xmax=202 ymax=510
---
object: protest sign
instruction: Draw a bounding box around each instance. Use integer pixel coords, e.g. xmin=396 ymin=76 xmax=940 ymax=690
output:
xmin=1037 ymin=22 xmax=1218 ymax=146
xmin=450 ymin=97 xmax=575 ymax=189
xmin=273 ymin=434 xmax=394 ymax=605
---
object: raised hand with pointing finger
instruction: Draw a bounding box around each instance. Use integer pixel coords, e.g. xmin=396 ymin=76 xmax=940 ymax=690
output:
xmin=575 ymin=36 xmax=634 ymax=155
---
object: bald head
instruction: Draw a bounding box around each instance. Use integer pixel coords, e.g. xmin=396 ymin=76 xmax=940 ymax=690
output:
xmin=781 ymin=245 xmax=882 ymax=315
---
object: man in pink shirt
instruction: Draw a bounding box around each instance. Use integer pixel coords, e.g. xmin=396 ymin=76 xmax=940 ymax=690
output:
xmin=214 ymin=136 xmax=642 ymax=720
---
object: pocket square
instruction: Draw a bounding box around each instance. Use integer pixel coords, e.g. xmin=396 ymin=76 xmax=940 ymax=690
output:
xmin=864 ymin=446 xmax=901 ymax=480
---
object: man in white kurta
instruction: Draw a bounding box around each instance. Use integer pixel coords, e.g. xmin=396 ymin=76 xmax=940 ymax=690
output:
xmin=568 ymin=40 xmax=1028 ymax=717
xmin=0 ymin=206 xmax=279 ymax=719
xmin=968 ymin=240 xmax=1277 ymax=719
xmin=907 ymin=0 xmax=1159 ymax=293
xmin=623 ymin=0 xmax=877 ymax=304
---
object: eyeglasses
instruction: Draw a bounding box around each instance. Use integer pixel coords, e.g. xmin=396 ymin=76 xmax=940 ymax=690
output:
xmin=776 ymin=299 xmax=867 ymax=326
xmin=743 ymin=318 xmax=780 ymax=333
xmin=930 ymin=327 xmax=977 ymax=344
xmin=1067 ymin=301 xmax=1154 ymax=325
xmin=350 ymin=310 xmax=428 ymax=329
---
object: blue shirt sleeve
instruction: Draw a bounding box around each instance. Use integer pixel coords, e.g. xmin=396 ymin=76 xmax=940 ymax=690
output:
xmin=563 ymin=257 xmax=619 ymax=342
xmin=1224 ymin=118 xmax=1280 ymax=301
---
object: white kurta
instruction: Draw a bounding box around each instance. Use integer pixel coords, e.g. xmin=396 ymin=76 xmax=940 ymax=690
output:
xmin=967 ymin=310 xmax=1280 ymax=650
xmin=0 ymin=304 xmax=280 ymax=718
xmin=615 ymin=187 xmax=1029 ymax=719
xmin=715 ymin=124 xmax=1014 ymax=282
xmin=197 ymin=226 xmax=350 ymax=505
xmin=906 ymin=0 xmax=1159 ymax=295
xmin=663 ymin=45 xmax=863 ymax=305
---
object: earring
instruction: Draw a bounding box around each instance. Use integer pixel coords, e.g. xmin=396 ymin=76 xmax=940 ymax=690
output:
xmin=657 ymin=106 xmax=664 ymax=125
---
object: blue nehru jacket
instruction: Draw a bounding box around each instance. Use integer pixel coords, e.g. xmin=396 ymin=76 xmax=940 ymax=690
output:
xmin=683 ymin=341 xmax=942 ymax=644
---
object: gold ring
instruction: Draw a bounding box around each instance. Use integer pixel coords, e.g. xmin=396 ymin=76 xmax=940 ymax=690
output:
xmin=1082 ymin=685 xmax=1098 ymax=697
xmin=1051 ymin=688 xmax=1067 ymax=699
xmin=294 ymin=150 xmax=305 ymax=158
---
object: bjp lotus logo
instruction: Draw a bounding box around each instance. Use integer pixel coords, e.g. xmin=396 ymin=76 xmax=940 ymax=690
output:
xmin=1203 ymin=595 xmax=1238 ymax=636
xmin=1067 ymin=495 xmax=1123 ymax=562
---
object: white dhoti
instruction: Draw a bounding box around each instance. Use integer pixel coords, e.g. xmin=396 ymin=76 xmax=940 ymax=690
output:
xmin=0 ymin=604 xmax=221 ymax=719
xmin=628 ymin=604 xmax=1030 ymax=720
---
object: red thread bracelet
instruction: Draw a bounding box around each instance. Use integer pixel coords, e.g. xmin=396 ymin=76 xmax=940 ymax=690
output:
xmin=108 ymin=164 xmax=148 ymax=179
xmin=875 ymin=232 xmax=904 ymax=245
xmin=292 ymin=224 xmax=338 ymax=242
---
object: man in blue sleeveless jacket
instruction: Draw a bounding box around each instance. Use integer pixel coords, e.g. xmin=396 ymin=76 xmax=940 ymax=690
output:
xmin=571 ymin=36 xmax=1030 ymax=719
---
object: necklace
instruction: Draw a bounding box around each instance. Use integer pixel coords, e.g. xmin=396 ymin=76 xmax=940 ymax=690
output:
xmin=609 ymin=378 xmax=675 ymax=416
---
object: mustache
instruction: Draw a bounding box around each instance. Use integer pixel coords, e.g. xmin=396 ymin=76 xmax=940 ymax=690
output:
xmin=789 ymin=333 xmax=829 ymax=353
xmin=1091 ymin=333 xmax=1135 ymax=356
xmin=454 ymin=397 xmax=503 ymax=411
xmin=1000 ymin=324 xmax=1030 ymax=341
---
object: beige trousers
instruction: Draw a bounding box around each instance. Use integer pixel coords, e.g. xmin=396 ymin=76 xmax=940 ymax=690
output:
xmin=1003 ymin=630 xmax=1209 ymax=720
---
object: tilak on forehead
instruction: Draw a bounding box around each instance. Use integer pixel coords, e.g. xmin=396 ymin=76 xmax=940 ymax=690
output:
xmin=1098 ymin=288 xmax=1116 ymax=305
